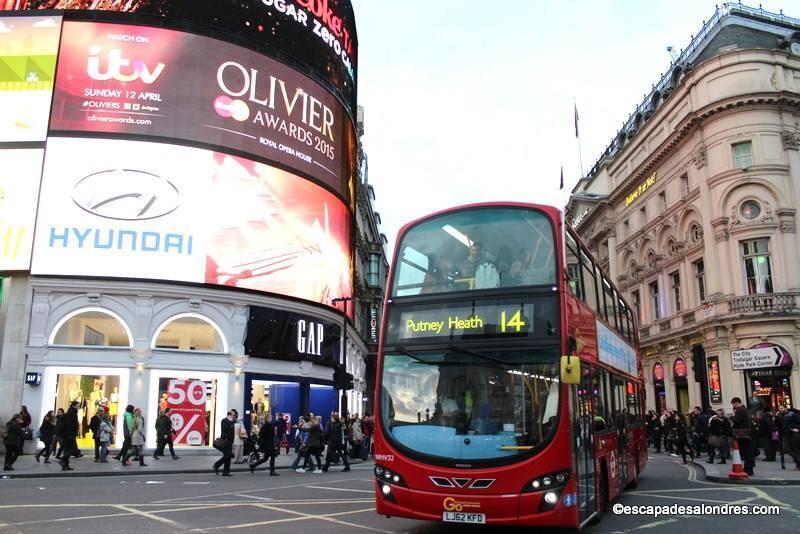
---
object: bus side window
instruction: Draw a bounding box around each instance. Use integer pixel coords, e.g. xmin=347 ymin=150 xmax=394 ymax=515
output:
xmin=580 ymin=250 xmax=599 ymax=315
xmin=565 ymin=233 xmax=584 ymax=300
xmin=603 ymin=278 xmax=617 ymax=330
xmin=617 ymin=296 xmax=628 ymax=340
xmin=591 ymin=367 xmax=609 ymax=432
xmin=626 ymin=307 xmax=636 ymax=344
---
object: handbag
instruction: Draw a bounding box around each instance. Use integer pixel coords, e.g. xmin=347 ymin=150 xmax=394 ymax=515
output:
xmin=213 ymin=437 xmax=228 ymax=451
xmin=708 ymin=435 xmax=722 ymax=448
xmin=23 ymin=428 xmax=34 ymax=441
xmin=771 ymin=430 xmax=780 ymax=441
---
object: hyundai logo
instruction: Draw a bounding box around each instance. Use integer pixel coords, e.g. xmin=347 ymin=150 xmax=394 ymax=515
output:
xmin=72 ymin=169 xmax=180 ymax=221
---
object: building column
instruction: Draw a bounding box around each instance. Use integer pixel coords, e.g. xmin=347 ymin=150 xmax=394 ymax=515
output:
xmin=607 ymin=234 xmax=618 ymax=281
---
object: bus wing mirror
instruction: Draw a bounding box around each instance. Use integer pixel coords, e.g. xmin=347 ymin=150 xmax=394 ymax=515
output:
xmin=560 ymin=355 xmax=580 ymax=385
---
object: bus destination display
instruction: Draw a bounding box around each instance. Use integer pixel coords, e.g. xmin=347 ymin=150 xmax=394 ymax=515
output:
xmin=388 ymin=300 xmax=538 ymax=342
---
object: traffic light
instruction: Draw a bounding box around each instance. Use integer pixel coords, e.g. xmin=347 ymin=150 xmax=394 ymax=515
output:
xmin=344 ymin=371 xmax=354 ymax=391
xmin=333 ymin=365 xmax=354 ymax=390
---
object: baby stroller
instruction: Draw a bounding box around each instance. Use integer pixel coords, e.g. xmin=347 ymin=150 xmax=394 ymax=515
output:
xmin=244 ymin=434 xmax=260 ymax=463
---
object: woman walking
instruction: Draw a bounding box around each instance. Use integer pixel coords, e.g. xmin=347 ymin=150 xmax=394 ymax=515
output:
xmin=97 ymin=412 xmax=114 ymax=463
xmin=35 ymin=411 xmax=56 ymax=463
xmin=123 ymin=407 xmax=147 ymax=466
xmin=674 ymin=413 xmax=694 ymax=464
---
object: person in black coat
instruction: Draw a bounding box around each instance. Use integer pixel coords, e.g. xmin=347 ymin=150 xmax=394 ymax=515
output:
xmin=35 ymin=411 xmax=57 ymax=463
xmin=249 ymin=414 xmax=278 ymax=475
xmin=3 ymin=414 xmax=25 ymax=471
xmin=321 ymin=413 xmax=350 ymax=472
xmin=59 ymin=401 xmax=80 ymax=471
xmin=213 ymin=411 xmax=235 ymax=476
xmin=777 ymin=405 xmax=800 ymax=469
xmin=731 ymin=397 xmax=754 ymax=475
xmin=153 ymin=409 xmax=179 ymax=460
xmin=89 ymin=407 xmax=104 ymax=462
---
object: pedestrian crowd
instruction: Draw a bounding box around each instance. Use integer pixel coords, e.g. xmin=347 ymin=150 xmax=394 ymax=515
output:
xmin=644 ymin=397 xmax=800 ymax=476
xmin=212 ymin=409 xmax=374 ymax=477
xmin=3 ymin=403 xmax=181 ymax=472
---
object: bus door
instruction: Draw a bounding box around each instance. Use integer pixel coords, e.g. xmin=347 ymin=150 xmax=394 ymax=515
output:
xmin=572 ymin=369 xmax=595 ymax=524
xmin=612 ymin=377 xmax=628 ymax=486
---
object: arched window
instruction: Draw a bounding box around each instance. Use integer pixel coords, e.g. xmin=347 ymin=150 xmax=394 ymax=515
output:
xmin=152 ymin=313 xmax=227 ymax=353
xmin=50 ymin=308 xmax=132 ymax=347
xmin=688 ymin=223 xmax=703 ymax=244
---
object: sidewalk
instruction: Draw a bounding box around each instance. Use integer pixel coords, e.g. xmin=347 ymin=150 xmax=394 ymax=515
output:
xmin=1 ymin=450 xmax=373 ymax=479
xmin=691 ymin=455 xmax=800 ymax=485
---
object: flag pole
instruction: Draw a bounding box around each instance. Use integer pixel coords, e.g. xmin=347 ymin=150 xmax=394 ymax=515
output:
xmin=575 ymin=99 xmax=584 ymax=178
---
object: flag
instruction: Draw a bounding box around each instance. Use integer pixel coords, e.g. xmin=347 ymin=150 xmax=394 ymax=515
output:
xmin=560 ymin=166 xmax=564 ymax=190
xmin=574 ymin=103 xmax=579 ymax=138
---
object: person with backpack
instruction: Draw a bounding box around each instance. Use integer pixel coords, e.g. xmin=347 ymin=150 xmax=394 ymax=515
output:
xmin=3 ymin=414 xmax=25 ymax=471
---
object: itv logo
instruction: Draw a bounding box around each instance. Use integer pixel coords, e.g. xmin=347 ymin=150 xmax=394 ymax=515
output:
xmin=87 ymin=46 xmax=165 ymax=84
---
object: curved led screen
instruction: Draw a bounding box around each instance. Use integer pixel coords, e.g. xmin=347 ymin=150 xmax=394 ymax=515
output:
xmin=3 ymin=0 xmax=357 ymax=113
xmin=0 ymin=14 xmax=61 ymax=142
xmin=31 ymin=137 xmax=352 ymax=307
xmin=50 ymin=21 xmax=354 ymax=202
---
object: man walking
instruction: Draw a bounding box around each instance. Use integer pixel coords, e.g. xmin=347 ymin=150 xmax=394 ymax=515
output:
xmin=3 ymin=414 xmax=25 ymax=471
xmin=322 ymin=412 xmax=350 ymax=472
xmin=89 ymin=406 xmax=105 ymax=462
xmin=59 ymin=401 xmax=81 ymax=471
xmin=777 ymin=404 xmax=800 ymax=470
xmin=213 ymin=410 xmax=235 ymax=476
xmin=153 ymin=408 xmax=179 ymax=460
xmin=731 ymin=397 xmax=754 ymax=476
xmin=250 ymin=413 xmax=278 ymax=475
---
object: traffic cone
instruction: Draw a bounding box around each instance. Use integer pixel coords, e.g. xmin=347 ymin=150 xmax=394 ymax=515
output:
xmin=728 ymin=439 xmax=749 ymax=480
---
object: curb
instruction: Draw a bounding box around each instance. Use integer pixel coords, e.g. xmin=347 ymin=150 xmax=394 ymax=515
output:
xmin=1 ymin=461 xmax=373 ymax=480
xmin=690 ymin=461 xmax=800 ymax=485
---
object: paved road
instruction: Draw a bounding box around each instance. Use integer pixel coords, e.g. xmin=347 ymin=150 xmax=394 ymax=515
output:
xmin=1 ymin=455 xmax=799 ymax=533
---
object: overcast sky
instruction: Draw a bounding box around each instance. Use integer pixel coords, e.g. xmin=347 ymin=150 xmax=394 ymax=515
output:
xmin=352 ymin=0 xmax=798 ymax=257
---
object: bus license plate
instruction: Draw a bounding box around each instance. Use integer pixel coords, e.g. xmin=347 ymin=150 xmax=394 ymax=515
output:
xmin=443 ymin=511 xmax=486 ymax=524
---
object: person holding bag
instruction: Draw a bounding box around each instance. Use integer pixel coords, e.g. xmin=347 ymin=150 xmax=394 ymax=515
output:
xmin=213 ymin=411 xmax=235 ymax=476
xmin=731 ymin=397 xmax=754 ymax=476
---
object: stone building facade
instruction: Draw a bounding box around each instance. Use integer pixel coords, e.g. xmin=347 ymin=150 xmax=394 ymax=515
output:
xmin=568 ymin=4 xmax=800 ymax=415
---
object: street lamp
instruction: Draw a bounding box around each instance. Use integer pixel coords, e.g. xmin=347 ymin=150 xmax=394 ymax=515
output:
xmin=332 ymin=296 xmax=354 ymax=419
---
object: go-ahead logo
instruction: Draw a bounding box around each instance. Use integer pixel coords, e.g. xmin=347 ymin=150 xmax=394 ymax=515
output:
xmin=72 ymin=169 xmax=180 ymax=221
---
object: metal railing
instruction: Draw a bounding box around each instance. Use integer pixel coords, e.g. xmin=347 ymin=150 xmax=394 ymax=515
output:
xmin=726 ymin=292 xmax=800 ymax=314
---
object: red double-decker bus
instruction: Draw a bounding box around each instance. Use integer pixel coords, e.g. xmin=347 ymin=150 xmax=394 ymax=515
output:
xmin=373 ymin=202 xmax=646 ymax=528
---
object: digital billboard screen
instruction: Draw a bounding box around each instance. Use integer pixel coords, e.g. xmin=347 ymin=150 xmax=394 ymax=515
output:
xmin=3 ymin=0 xmax=357 ymax=112
xmin=50 ymin=21 xmax=353 ymax=201
xmin=0 ymin=14 xmax=61 ymax=142
xmin=0 ymin=149 xmax=45 ymax=271
xmin=31 ymin=137 xmax=352 ymax=308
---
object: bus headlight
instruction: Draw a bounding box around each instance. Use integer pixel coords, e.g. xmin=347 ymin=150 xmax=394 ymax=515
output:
xmin=523 ymin=470 xmax=570 ymax=494
xmin=381 ymin=484 xmax=392 ymax=496
xmin=544 ymin=492 xmax=558 ymax=505
xmin=374 ymin=465 xmax=406 ymax=487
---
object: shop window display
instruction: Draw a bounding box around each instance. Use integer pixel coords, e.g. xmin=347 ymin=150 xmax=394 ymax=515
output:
xmin=54 ymin=374 xmax=120 ymax=448
xmin=157 ymin=377 xmax=217 ymax=446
